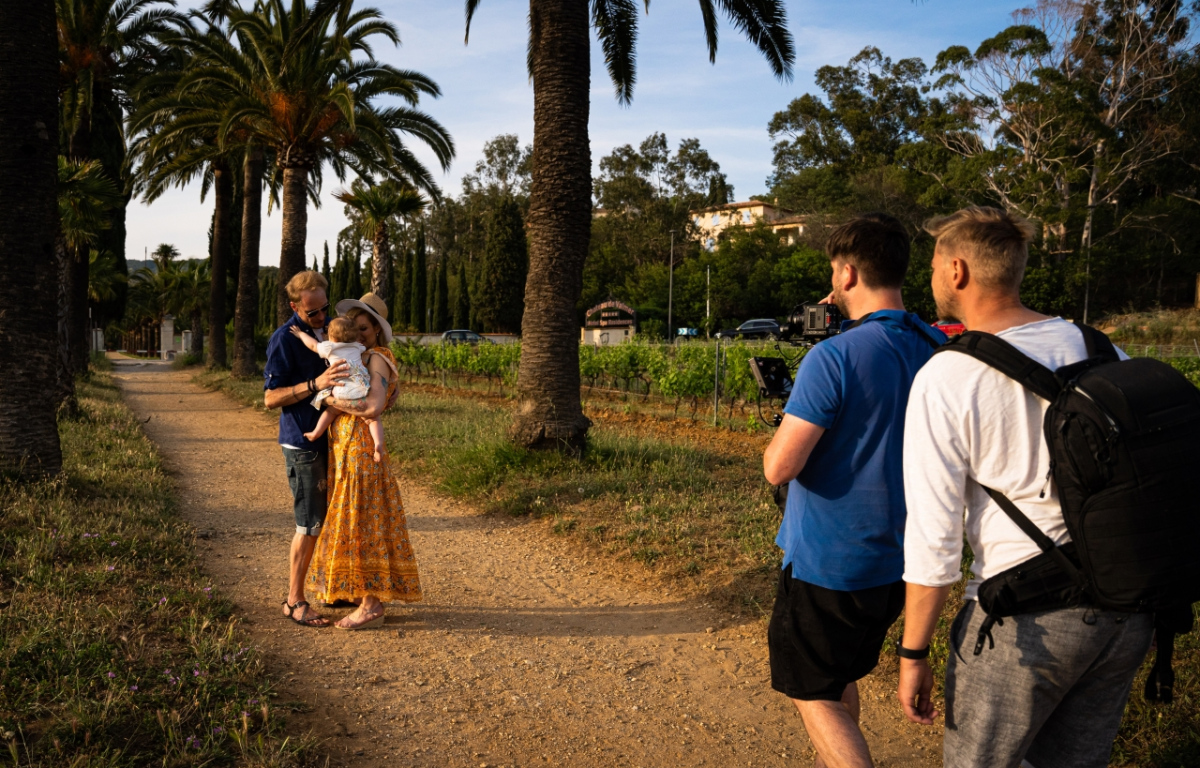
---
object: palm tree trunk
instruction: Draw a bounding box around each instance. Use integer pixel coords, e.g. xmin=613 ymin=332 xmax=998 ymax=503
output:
xmin=0 ymin=0 xmax=62 ymax=476
xmin=277 ymin=162 xmax=310 ymax=325
xmin=191 ymin=311 xmax=204 ymax=357
xmin=371 ymin=227 xmax=390 ymax=301
xmin=54 ymin=235 xmax=78 ymax=415
xmin=508 ymin=0 xmax=592 ymax=452
xmin=67 ymin=239 xmax=92 ymax=374
xmin=208 ymin=159 xmax=233 ymax=367
xmin=233 ymin=148 xmax=263 ymax=378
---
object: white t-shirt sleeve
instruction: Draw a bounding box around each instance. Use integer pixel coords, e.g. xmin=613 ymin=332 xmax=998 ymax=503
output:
xmin=316 ymin=340 xmax=335 ymax=359
xmin=903 ymin=358 xmax=971 ymax=588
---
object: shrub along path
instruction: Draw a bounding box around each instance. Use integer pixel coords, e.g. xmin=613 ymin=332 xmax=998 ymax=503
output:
xmin=110 ymin=361 xmax=941 ymax=768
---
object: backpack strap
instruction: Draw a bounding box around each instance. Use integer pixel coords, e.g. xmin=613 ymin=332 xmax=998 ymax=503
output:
xmin=1073 ymin=320 xmax=1120 ymax=362
xmin=980 ymin=486 xmax=1091 ymax=593
xmin=934 ymin=331 xmax=1061 ymax=401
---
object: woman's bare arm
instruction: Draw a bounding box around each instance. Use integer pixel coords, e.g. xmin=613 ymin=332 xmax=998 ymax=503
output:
xmin=325 ymin=354 xmax=389 ymax=419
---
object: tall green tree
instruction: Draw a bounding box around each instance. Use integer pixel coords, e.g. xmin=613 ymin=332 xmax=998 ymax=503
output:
xmin=409 ymin=228 xmax=427 ymax=331
xmin=453 ymin=261 xmax=471 ymax=329
xmin=476 ymin=197 xmax=527 ymax=334
xmin=232 ymin=145 xmax=265 ymax=377
xmin=2 ymin=0 xmax=61 ymax=477
xmin=335 ymin=179 xmax=426 ymax=302
xmin=192 ymin=0 xmax=454 ymax=324
xmin=431 ymin=257 xmax=449 ymax=332
xmin=56 ymin=156 xmax=120 ymax=412
xmin=463 ymin=0 xmax=794 ymax=450
xmin=393 ymin=242 xmax=411 ymax=328
xmin=57 ymin=0 xmax=186 ymax=369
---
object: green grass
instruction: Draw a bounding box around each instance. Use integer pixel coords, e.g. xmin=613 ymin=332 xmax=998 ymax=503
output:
xmin=196 ymin=369 xmax=1200 ymax=765
xmin=0 ymin=371 xmax=317 ymax=767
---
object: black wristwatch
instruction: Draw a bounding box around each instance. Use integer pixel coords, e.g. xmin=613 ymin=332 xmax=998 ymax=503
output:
xmin=897 ymin=644 xmax=930 ymax=660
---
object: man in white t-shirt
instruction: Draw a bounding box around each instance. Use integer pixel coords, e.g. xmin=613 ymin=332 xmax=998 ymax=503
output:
xmin=896 ymin=207 xmax=1154 ymax=767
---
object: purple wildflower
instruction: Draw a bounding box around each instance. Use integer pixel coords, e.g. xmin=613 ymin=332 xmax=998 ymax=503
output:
xmin=107 ymin=672 xmax=115 ymax=679
xmin=106 ymin=566 xmax=115 ymax=571
xmin=129 ymin=685 xmax=138 ymax=691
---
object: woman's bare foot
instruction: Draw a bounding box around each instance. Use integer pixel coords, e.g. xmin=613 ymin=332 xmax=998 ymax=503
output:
xmin=335 ymin=598 xmax=385 ymax=630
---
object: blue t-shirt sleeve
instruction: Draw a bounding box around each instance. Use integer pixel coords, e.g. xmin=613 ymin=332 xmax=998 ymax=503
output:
xmin=782 ymin=342 xmax=843 ymax=429
xmin=263 ymin=330 xmax=292 ymax=391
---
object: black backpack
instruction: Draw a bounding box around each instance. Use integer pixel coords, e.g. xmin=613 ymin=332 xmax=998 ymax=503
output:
xmin=936 ymin=322 xmax=1200 ymax=702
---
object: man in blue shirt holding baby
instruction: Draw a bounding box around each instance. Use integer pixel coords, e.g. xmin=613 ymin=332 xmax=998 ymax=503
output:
xmin=763 ymin=213 xmax=943 ymax=768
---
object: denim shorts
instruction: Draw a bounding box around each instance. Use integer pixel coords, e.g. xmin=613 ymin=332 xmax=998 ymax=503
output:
xmin=282 ymin=447 xmax=328 ymax=535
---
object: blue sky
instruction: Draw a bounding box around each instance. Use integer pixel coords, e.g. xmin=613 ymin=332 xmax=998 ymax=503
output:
xmin=127 ymin=0 xmax=1021 ymax=267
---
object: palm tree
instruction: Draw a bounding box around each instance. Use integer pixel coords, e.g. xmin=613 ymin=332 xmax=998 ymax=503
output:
xmin=150 ymin=242 xmax=180 ymax=271
xmin=463 ymin=0 xmax=793 ymax=450
xmin=130 ymin=15 xmax=244 ymax=369
xmin=188 ymin=0 xmax=455 ymax=325
xmin=57 ymin=156 xmax=121 ymax=411
xmin=57 ymin=0 xmax=188 ymax=371
xmin=165 ymin=260 xmax=211 ymax=358
xmin=334 ymin=179 xmax=426 ymax=301
xmin=88 ymin=249 xmax=128 ymax=304
xmin=0 ymin=0 xmax=62 ymax=477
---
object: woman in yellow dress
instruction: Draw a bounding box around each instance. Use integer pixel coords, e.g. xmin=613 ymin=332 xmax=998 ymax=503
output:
xmin=306 ymin=292 xmax=421 ymax=629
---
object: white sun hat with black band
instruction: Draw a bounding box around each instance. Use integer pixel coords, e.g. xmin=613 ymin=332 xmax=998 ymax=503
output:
xmin=334 ymin=292 xmax=393 ymax=346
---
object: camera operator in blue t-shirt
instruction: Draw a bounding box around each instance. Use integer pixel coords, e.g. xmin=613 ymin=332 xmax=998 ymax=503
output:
xmin=763 ymin=213 xmax=944 ymax=768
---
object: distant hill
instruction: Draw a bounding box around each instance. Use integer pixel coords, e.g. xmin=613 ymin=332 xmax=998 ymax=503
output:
xmin=126 ymin=257 xmax=206 ymax=275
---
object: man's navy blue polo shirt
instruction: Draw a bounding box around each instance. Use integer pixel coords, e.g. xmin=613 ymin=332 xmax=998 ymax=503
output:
xmin=776 ymin=310 xmax=945 ymax=591
xmin=264 ymin=313 xmax=328 ymax=452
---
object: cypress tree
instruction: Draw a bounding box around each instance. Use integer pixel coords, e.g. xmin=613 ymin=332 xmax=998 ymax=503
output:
xmin=453 ymin=262 xmax=471 ymax=329
xmin=393 ymin=244 xmax=411 ymax=330
xmin=348 ymin=240 xmax=363 ymax=299
xmin=410 ymin=228 xmax=427 ymax=332
xmin=432 ymin=258 xmax=449 ymax=332
xmin=476 ymin=197 xmax=527 ymax=334
xmin=322 ymin=241 xmax=331 ymax=285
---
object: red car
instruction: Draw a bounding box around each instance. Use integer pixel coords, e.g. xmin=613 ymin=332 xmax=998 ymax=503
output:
xmin=933 ymin=320 xmax=965 ymax=337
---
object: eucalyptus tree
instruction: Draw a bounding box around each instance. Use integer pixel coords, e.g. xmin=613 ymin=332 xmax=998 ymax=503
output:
xmin=0 ymin=0 xmax=62 ymax=476
xmin=463 ymin=0 xmax=794 ymax=450
xmin=196 ymin=0 xmax=454 ymax=324
xmin=334 ymin=179 xmax=427 ymax=301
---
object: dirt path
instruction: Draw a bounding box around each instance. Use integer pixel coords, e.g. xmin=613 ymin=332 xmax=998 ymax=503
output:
xmin=111 ymin=361 xmax=941 ymax=768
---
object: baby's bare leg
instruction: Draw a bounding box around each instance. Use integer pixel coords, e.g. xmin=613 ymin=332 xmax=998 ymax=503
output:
xmin=303 ymin=407 xmax=342 ymax=442
xmin=368 ymin=418 xmax=387 ymax=463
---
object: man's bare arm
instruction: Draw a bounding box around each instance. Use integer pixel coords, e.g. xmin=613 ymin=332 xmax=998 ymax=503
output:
xmin=897 ymin=583 xmax=954 ymax=725
xmin=763 ymin=414 xmax=826 ymax=485
xmin=263 ymin=361 xmax=350 ymax=410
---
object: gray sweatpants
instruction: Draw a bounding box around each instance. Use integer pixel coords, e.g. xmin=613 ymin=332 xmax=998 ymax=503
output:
xmin=944 ymin=600 xmax=1153 ymax=768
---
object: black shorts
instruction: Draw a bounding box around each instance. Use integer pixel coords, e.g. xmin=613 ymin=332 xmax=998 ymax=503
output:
xmin=767 ymin=565 xmax=905 ymax=701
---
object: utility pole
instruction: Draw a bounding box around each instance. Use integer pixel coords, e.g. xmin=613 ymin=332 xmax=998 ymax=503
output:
xmin=668 ymin=230 xmax=676 ymax=342
xmin=706 ymin=265 xmax=711 ymax=339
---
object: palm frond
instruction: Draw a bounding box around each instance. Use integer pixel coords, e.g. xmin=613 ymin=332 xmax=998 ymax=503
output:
xmin=593 ymin=0 xmax=639 ymax=105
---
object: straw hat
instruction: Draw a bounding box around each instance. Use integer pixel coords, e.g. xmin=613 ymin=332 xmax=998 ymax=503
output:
xmin=335 ymin=292 xmax=393 ymax=346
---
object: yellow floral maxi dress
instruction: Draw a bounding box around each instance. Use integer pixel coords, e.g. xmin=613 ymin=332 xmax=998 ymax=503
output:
xmin=307 ymin=347 xmax=422 ymax=603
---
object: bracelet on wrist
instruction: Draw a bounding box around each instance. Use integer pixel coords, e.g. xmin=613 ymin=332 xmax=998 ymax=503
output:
xmin=897 ymin=644 xmax=930 ymax=660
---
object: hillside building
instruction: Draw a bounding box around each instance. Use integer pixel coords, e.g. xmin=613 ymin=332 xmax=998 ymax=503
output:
xmin=689 ymin=200 xmax=807 ymax=250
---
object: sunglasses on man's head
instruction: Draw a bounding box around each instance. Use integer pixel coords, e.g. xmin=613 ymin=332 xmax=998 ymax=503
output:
xmin=304 ymin=304 xmax=330 ymax=319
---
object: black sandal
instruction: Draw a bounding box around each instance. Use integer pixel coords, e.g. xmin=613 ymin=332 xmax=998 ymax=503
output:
xmin=281 ymin=599 xmax=330 ymax=628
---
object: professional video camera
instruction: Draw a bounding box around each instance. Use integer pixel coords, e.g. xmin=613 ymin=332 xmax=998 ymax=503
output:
xmin=747 ymin=302 xmax=844 ymax=410
xmin=778 ymin=302 xmax=844 ymax=343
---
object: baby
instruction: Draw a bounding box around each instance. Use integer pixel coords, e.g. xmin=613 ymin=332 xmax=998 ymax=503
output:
xmin=289 ymin=317 xmax=387 ymax=462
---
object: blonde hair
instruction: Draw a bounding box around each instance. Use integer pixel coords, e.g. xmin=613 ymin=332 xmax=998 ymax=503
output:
xmin=285 ymin=270 xmax=328 ymax=302
xmin=345 ymin=306 xmax=382 ymax=338
xmin=325 ymin=317 xmax=359 ymax=343
xmin=924 ymin=206 xmax=1037 ymax=291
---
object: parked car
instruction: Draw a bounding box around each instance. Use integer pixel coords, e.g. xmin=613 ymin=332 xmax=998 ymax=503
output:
xmin=440 ymin=329 xmax=492 ymax=345
xmin=932 ymin=320 xmax=965 ymax=337
xmin=714 ymin=318 xmax=780 ymax=340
